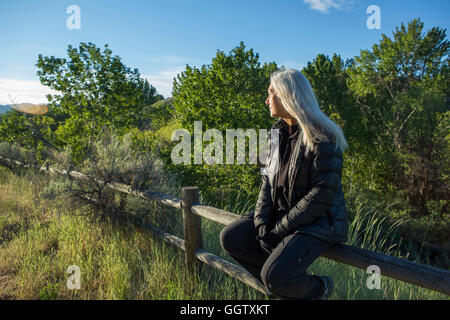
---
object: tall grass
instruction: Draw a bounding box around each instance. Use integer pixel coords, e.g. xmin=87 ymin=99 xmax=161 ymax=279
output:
xmin=0 ymin=166 xmax=264 ymax=300
xmin=0 ymin=166 xmax=448 ymax=300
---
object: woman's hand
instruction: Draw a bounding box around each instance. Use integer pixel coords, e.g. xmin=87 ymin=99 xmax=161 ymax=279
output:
xmin=256 ymin=225 xmax=283 ymax=254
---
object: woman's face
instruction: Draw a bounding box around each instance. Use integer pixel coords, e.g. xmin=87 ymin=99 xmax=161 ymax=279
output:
xmin=266 ymin=84 xmax=290 ymax=119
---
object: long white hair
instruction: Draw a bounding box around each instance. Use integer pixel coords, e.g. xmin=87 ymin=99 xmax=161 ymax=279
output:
xmin=270 ymin=68 xmax=348 ymax=154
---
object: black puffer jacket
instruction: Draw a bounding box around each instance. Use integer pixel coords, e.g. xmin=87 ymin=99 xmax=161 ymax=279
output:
xmin=254 ymin=119 xmax=349 ymax=243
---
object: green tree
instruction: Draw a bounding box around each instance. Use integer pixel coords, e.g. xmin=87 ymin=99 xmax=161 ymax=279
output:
xmin=36 ymin=42 xmax=162 ymax=162
xmin=172 ymin=41 xmax=277 ymax=131
xmin=164 ymin=42 xmax=279 ymax=202
xmin=139 ymin=97 xmax=174 ymax=131
xmin=346 ymin=18 xmax=449 ymax=214
xmin=135 ymin=79 xmax=165 ymax=129
xmin=301 ymin=53 xmax=370 ymax=152
xmin=0 ymin=110 xmax=60 ymax=162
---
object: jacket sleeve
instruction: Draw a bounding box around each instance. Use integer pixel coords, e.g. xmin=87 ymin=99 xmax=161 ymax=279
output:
xmin=272 ymin=141 xmax=343 ymax=238
xmin=253 ymin=128 xmax=278 ymax=230
xmin=253 ymin=173 xmax=275 ymax=230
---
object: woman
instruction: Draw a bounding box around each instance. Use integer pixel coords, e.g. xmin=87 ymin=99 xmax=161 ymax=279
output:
xmin=220 ymin=68 xmax=349 ymax=300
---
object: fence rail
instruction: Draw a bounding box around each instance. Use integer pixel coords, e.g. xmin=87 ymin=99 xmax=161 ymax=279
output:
xmin=1 ymin=155 xmax=449 ymax=297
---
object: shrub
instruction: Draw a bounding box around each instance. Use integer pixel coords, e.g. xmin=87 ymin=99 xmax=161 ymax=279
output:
xmin=41 ymin=127 xmax=167 ymax=224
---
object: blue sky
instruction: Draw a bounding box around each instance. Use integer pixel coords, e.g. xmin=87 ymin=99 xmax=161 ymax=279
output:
xmin=0 ymin=0 xmax=449 ymax=104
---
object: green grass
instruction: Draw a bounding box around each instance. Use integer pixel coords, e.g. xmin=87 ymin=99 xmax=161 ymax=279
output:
xmin=0 ymin=166 xmax=263 ymax=300
xmin=0 ymin=166 xmax=448 ymax=300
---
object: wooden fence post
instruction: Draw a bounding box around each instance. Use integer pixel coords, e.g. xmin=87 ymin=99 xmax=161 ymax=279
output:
xmin=182 ymin=186 xmax=203 ymax=273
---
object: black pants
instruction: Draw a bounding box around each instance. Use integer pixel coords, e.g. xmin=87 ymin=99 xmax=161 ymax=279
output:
xmin=219 ymin=210 xmax=335 ymax=300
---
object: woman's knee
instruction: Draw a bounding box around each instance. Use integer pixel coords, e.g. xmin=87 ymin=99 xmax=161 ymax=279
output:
xmin=262 ymin=267 xmax=310 ymax=298
xmin=261 ymin=265 xmax=284 ymax=294
xmin=219 ymin=218 xmax=254 ymax=254
xmin=219 ymin=224 xmax=236 ymax=254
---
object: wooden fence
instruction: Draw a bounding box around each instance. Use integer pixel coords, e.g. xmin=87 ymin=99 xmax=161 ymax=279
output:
xmin=1 ymin=155 xmax=449 ymax=297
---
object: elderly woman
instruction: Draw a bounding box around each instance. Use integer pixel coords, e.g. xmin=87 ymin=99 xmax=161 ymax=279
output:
xmin=220 ymin=68 xmax=349 ymax=300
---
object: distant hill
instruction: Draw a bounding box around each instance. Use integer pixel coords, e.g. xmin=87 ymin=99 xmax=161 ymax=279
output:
xmin=0 ymin=105 xmax=12 ymax=114
xmin=0 ymin=103 xmax=49 ymax=115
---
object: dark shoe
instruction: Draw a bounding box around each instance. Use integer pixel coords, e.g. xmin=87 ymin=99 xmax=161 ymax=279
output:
xmin=317 ymin=276 xmax=334 ymax=300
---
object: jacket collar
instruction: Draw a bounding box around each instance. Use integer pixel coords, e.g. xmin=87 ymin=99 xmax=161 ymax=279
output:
xmin=273 ymin=118 xmax=300 ymax=138
xmin=272 ymin=118 xmax=285 ymax=130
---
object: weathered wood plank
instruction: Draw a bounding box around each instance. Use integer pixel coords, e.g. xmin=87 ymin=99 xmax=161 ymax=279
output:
xmin=134 ymin=219 xmax=185 ymax=251
xmin=109 ymin=182 xmax=182 ymax=209
xmin=191 ymin=205 xmax=241 ymax=226
xmin=323 ymin=243 xmax=450 ymax=295
xmin=194 ymin=248 xmax=271 ymax=296
xmin=45 ymin=165 xmax=182 ymax=209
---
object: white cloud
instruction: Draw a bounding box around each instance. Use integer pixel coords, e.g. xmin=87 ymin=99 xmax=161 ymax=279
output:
xmin=142 ymin=66 xmax=186 ymax=98
xmin=303 ymin=0 xmax=351 ymax=13
xmin=0 ymin=78 xmax=57 ymax=105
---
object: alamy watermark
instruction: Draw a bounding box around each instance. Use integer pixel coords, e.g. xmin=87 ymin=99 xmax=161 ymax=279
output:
xmin=66 ymin=265 xmax=81 ymax=290
xmin=366 ymin=265 xmax=381 ymax=290
xmin=170 ymin=121 xmax=280 ymax=176
xmin=366 ymin=5 xmax=381 ymax=30
xmin=66 ymin=5 xmax=81 ymax=30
